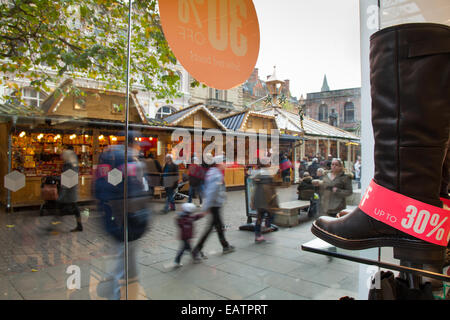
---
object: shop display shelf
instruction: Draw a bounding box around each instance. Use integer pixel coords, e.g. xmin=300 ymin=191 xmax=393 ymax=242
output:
xmin=301 ymin=238 xmax=450 ymax=283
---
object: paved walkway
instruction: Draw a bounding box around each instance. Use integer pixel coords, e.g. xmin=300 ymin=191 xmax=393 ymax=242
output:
xmin=0 ymin=186 xmax=360 ymax=300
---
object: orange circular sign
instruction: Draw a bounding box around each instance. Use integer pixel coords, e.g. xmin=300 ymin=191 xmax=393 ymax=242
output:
xmin=159 ymin=0 xmax=260 ymax=90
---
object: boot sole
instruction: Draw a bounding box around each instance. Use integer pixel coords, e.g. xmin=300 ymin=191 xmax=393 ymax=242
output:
xmin=311 ymin=222 xmax=445 ymax=264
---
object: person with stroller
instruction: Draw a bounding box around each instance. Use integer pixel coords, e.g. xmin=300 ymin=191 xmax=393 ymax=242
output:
xmin=59 ymin=146 xmax=83 ymax=232
xmin=162 ymin=154 xmax=179 ymax=214
xmin=174 ymin=202 xmax=207 ymax=267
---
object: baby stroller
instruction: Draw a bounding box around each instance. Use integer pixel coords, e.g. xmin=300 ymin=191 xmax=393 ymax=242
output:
xmin=173 ymin=174 xmax=189 ymax=201
xmin=40 ymin=175 xmax=60 ymax=216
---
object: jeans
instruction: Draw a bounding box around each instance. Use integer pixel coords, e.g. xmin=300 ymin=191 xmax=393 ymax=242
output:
xmin=175 ymin=240 xmax=192 ymax=263
xmin=188 ymin=184 xmax=203 ymax=204
xmin=164 ymin=187 xmax=175 ymax=211
xmin=255 ymin=209 xmax=273 ymax=237
xmin=193 ymin=207 xmax=229 ymax=254
xmin=112 ymin=240 xmax=138 ymax=300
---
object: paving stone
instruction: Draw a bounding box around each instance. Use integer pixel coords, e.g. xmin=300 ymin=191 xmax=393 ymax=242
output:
xmin=195 ymin=273 xmax=269 ymax=300
xmin=0 ymin=186 xmax=362 ymax=300
xmin=244 ymin=287 xmax=308 ymax=300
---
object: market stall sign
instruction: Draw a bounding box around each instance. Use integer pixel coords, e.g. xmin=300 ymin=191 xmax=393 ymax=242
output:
xmin=159 ymin=0 xmax=260 ymax=90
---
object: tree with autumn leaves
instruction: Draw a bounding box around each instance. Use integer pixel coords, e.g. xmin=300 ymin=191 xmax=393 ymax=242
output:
xmin=0 ymin=0 xmax=183 ymax=108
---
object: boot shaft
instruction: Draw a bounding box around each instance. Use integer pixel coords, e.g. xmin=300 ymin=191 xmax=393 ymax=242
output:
xmin=441 ymin=141 xmax=450 ymax=198
xmin=369 ymin=23 xmax=450 ymax=206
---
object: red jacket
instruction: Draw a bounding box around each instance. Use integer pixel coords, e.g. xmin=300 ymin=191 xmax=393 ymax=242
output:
xmin=176 ymin=213 xmax=204 ymax=240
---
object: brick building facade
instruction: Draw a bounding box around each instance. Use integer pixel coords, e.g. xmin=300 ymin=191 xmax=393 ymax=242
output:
xmin=303 ymin=75 xmax=361 ymax=134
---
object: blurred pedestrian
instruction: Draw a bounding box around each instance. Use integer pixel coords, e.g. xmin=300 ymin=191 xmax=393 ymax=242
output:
xmin=297 ymin=172 xmax=315 ymax=200
xmin=313 ymin=158 xmax=353 ymax=217
xmin=325 ymin=154 xmax=333 ymax=170
xmin=94 ymin=130 xmax=151 ymax=299
xmin=354 ymin=156 xmax=362 ymax=189
xmin=251 ymin=159 xmax=278 ymax=243
xmin=142 ymin=152 xmax=162 ymax=197
xmin=192 ymin=154 xmax=234 ymax=261
xmin=162 ymin=154 xmax=179 ymax=213
xmin=174 ymin=203 xmax=207 ymax=267
xmin=316 ymin=167 xmax=325 ymax=180
xmin=279 ymin=153 xmax=293 ymax=183
xmin=308 ymin=158 xmax=320 ymax=178
xmin=298 ymin=157 xmax=308 ymax=178
xmin=187 ymin=156 xmax=205 ymax=206
xmin=59 ymin=146 xmax=82 ymax=232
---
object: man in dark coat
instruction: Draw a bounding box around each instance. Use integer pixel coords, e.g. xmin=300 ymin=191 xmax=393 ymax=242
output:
xmin=251 ymin=162 xmax=279 ymax=242
xmin=308 ymin=158 xmax=320 ymax=178
xmin=58 ymin=146 xmax=82 ymax=232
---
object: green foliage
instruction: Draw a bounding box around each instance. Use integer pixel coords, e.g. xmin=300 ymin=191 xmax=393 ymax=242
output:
xmin=0 ymin=0 xmax=182 ymax=106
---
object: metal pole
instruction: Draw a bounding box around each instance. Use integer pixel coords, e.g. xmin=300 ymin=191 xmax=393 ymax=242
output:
xmin=124 ymin=0 xmax=133 ymax=300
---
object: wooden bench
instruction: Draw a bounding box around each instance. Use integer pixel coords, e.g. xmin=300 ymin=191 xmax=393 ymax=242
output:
xmin=273 ymin=200 xmax=310 ymax=227
xmin=153 ymin=186 xmax=166 ymax=199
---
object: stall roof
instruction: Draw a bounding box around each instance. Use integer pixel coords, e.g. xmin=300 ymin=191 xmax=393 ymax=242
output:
xmin=219 ymin=110 xmax=277 ymax=131
xmin=260 ymin=107 xmax=359 ymax=141
xmin=39 ymin=78 xmax=150 ymax=125
xmin=0 ymin=102 xmax=44 ymax=116
xmin=163 ymin=103 xmax=228 ymax=131
xmin=259 ymin=107 xmax=304 ymax=134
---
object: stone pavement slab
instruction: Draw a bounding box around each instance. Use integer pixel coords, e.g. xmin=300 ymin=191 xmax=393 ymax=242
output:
xmin=0 ymin=185 xmax=361 ymax=300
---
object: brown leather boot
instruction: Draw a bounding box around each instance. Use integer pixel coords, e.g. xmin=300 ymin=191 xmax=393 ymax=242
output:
xmin=440 ymin=142 xmax=449 ymax=200
xmin=311 ymin=23 xmax=450 ymax=266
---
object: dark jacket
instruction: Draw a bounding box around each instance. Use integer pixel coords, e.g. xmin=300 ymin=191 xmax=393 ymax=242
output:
xmin=58 ymin=151 xmax=78 ymax=204
xmin=297 ymin=176 xmax=315 ymax=200
xmin=176 ymin=212 xmax=203 ymax=240
xmin=188 ymin=163 xmax=205 ymax=187
xmin=318 ymin=171 xmax=353 ymax=216
xmin=94 ymin=145 xmax=149 ymax=242
xmin=251 ymin=169 xmax=279 ymax=211
xmin=163 ymin=162 xmax=179 ymax=189
xmin=308 ymin=162 xmax=320 ymax=178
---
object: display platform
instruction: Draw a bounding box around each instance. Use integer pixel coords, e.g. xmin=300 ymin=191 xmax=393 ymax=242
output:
xmin=301 ymin=238 xmax=450 ymax=283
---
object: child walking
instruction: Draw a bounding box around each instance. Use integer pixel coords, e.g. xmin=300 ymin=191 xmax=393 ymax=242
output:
xmin=174 ymin=203 xmax=206 ymax=267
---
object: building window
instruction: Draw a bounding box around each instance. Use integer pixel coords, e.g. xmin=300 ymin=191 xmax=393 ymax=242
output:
xmin=176 ymin=71 xmax=183 ymax=91
xmin=10 ymin=87 xmax=47 ymax=108
xmin=344 ymin=102 xmax=355 ymax=122
xmin=156 ymin=105 xmax=176 ymax=119
xmin=318 ymin=104 xmax=328 ymax=122
xmin=210 ymin=89 xmax=226 ymax=100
